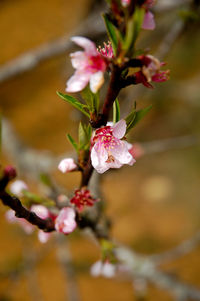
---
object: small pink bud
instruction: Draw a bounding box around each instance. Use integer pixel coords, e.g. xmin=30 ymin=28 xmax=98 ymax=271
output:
xmin=30 ymin=205 xmax=49 ymax=219
xmin=90 ymin=261 xmax=116 ymax=278
xmin=4 ymin=166 xmax=17 ymax=180
xmin=55 ymin=207 xmax=77 ymax=235
xmin=58 ymin=158 xmax=77 ymax=173
xmin=38 ymin=230 xmax=51 ymax=243
xmin=121 ymin=0 xmax=130 ymax=7
xmin=9 ymin=180 xmax=28 ymax=197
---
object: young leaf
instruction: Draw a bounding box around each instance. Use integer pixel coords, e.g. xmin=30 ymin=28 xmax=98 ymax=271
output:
xmin=81 ymin=86 xmax=99 ymax=114
xmin=126 ymin=105 xmax=152 ymax=133
xmin=113 ymin=99 xmax=120 ymax=123
xmin=57 ymin=91 xmax=90 ymax=118
xmin=103 ymin=14 xmax=118 ymax=55
xmin=66 ymin=134 xmax=78 ymax=152
xmin=79 ymin=122 xmax=88 ymax=149
xmin=124 ymin=8 xmax=145 ymax=53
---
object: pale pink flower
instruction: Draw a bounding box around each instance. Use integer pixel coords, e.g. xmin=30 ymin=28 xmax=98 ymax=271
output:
xmin=142 ymin=0 xmax=155 ymax=30
xmin=58 ymin=158 xmax=77 ymax=173
xmin=66 ymin=36 xmax=107 ymax=93
xmin=121 ymin=0 xmax=130 ymax=7
xmin=30 ymin=205 xmax=49 ymax=219
xmin=9 ymin=180 xmax=28 ymax=197
xmin=142 ymin=11 xmax=155 ymax=30
xmin=90 ymin=261 xmax=116 ymax=278
xmin=38 ymin=230 xmax=51 ymax=243
xmin=5 ymin=210 xmax=34 ymax=234
xmin=91 ymin=120 xmax=136 ymax=174
xmin=55 ymin=207 xmax=77 ymax=235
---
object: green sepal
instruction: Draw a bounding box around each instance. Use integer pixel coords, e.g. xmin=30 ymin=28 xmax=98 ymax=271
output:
xmin=57 ymin=91 xmax=90 ymax=118
xmin=113 ymin=99 xmax=120 ymax=123
xmin=66 ymin=134 xmax=79 ymax=152
xmin=125 ymin=104 xmax=152 ymax=133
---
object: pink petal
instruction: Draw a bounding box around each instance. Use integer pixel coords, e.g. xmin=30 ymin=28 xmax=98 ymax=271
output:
xmin=111 ymin=141 xmax=135 ymax=165
xmin=91 ymin=143 xmax=109 ymax=174
xmin=142 ymin=11 xmax=155 ymax=30
xmin=113 ymin=119 xmax=126 ymax=139
xmin=71 ymin=36 xmax=97 ymax=56
xmin=66 ymin=71 xmax=90 ymax=93
xmin=70 ymin=51 xmax=88 ymax=70
xmin=89 ymin=71 xmax=104 ymax=93
xmin=58 ymin=158 xmax=77 ymax=173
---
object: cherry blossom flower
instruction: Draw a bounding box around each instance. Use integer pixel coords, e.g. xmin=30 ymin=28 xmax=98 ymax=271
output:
xmin=58 ymin=158 xmax=77 ymax=173
xmin=38 ymin=231 xmax=51 ymax=244
xmin=66 ymin=36 xmax=107 ymax=93
xmin=91 ymin=120 xmax=135 ymax=174
xmin=90 ymin=260 xmax=116 ymax=278
xmin=9 ymin=180 xmax=28 ymax=197
xmin=70 ymin=188 xmax=97 ymax=212
xmin=135 ymin=55 xmax=170 ymax=88
xmin=55 ymin=207 xmax=77 ymax=234
xmin=142 ymin=0 xmax=155 ymax=30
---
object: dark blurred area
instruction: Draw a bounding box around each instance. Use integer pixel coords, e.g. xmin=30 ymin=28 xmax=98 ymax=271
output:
xmin=0 ymin=0 xmax=200 ymax=300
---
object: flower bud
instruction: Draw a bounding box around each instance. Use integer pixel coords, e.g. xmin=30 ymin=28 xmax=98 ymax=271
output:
xmin=55 ymin=207 xmax=77 ymax=235
xmin=58 ymin=158 xmax=77 ymax=173
xmin=9 ymin=180 xmax=28 ymax=197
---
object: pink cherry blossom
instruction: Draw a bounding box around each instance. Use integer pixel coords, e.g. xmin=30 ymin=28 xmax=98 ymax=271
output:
xmin=142 ymin=0 xmax=155 ymax=30
xmin=142 ymin=11 xmax=155 ymax=30
xmin=90 ymin=260 xmax=116 ymax=278
xmin=38 ymin=230 xmax=51 ymax=243
xmin=135 ymin=55 xmax=170 ymax=88
xmin=58 ymin=158 xmax=77 ymax=173
xmin=66 ymin=36 xmax=107 ymax=93
xmin=55 ymin=207 xmax=77 ymax=235
xmin=91 ymin=120 xmax=135 ymax=174
xmin=9 ymin=180 xmax=28 ymax=197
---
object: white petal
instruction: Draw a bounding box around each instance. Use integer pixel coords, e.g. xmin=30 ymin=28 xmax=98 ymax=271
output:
xmin=38 ymin=231 xmax=51 ymax=243
xmin=66 ymin=71 xmax=90 ymax=93
xmin=90 ymin=261 xmax=103 ymax=277
xmin=89 ymin=71 xmax=104 ymax=93
xmin=91 ymin=143 xmax=109 ymax=174
xmin=102 ymin=263 xmax=116 ymax=278
xmin=113 ymin=120 xmax=126 ymax=139
xmin=70 ymin=51 xmax=87 ymax=69
xmin=71 ymin=36 xmax=97 ymax=56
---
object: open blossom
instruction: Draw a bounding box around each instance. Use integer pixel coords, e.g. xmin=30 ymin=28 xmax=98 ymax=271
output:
xmin=135 ymin=55 xmax=170 ymax=88
xmin=55 ymin=207 xmax=77 ymax=234
xmin=91 ymin=120 xmax=135 ymax=174
xmin=66 ymin=36 xmax=107 ymax=93
xmin=142 ymin=0 xmax=155 ymax=30
xmin=90 ymin=261 xmax=116 ymax=278
xmin=58 ymin=158 xmax=77 ymax=173
xmin=9 ymin=180 xmax=28 ymax=197
xmin=70 ymin=188 xmax=97 ymax=212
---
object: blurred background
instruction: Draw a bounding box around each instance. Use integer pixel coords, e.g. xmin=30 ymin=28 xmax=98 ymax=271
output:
xmin=0 ymin=0 xmax=200 ymax=300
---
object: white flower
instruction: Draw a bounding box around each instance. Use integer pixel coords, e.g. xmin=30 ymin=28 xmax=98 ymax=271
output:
xmin=58 ymin=158 xmax=77 ymax=173
xmin=9 ymin=180 xmax=28 ymax=197
xmin=90 ymin=261 xmax=116 ymax=278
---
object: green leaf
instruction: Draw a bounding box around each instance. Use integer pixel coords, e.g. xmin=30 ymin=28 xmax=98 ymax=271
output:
xmin=113 ymin=99 xmax=120 ymax=123
xmin=78 ymin=123 xmax=92 ymax=150
xmin=124 ymin=8 xmax=145 ymax=53
xmin=126 ymin=105 xmax=152 ymax=133
xmin=103 ymin=14 xmax=118 ymax=55
xmin=66 ymin=134 xmax=78 ymax=152
xmin=57 ymin=91 xmax=90 ymax=118
xmin=81 ymin=86 xmax=99 ymax=114
xmin=23 ymin=191 xmax=55 ymax=208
